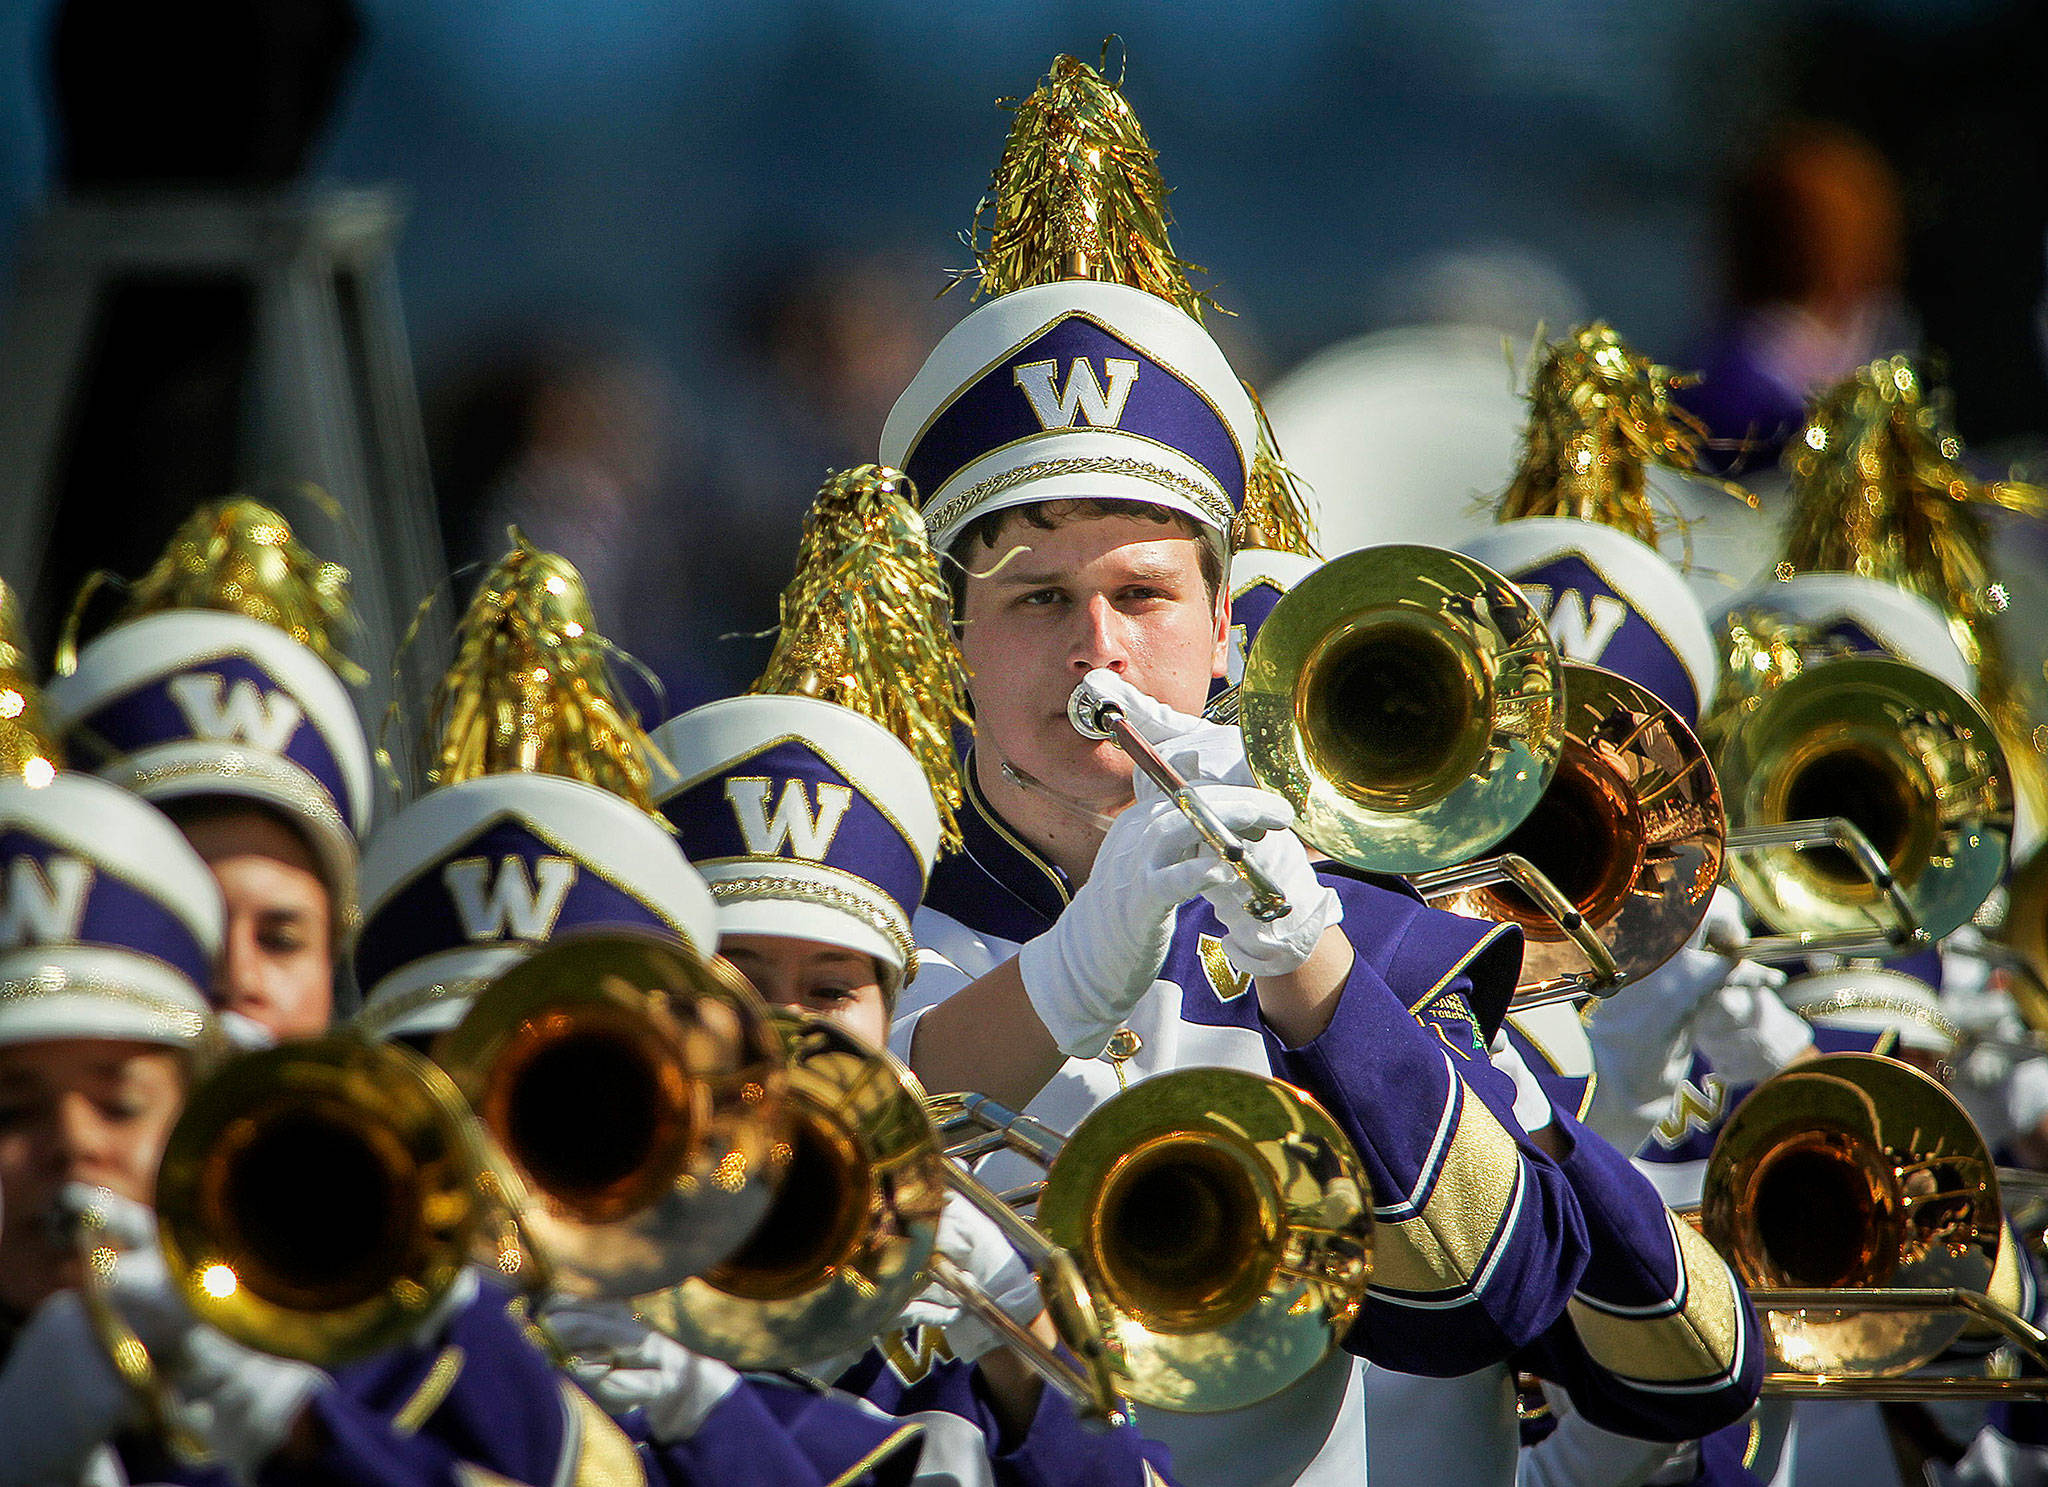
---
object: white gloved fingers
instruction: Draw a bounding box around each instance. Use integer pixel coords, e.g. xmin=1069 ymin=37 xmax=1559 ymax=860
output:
xmin=538 ymin=1297 xmax=657 ymax=1367
xmin=928 ymin=1188 xmax=1043 ymax=1366
xmin=1081 ymin=669 xmax=1206 ymax=746
xmin=0 ymin=1291 xmax=141 ymax=1487
xmin=897 ymin=1281 xmax=964 ymax=1336
xmin=58 ymin=1182 xmax=156 ymax=1251
xmin=174 ymin=1327 xmax=327 ymax=1477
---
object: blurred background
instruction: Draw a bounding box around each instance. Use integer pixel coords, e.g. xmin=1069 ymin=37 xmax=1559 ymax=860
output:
xmin=0 ymin=0 xmax=2042 ymax=715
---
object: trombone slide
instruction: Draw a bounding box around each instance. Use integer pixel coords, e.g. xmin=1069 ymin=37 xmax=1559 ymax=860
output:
xmin=1722 ymin=815 xmax=1926 ymax=959
xmin=1752 ymin=1287 xmax=2048 ymax=1399
xmin=1410 ymin=853 xmax=1625 ymax=1009
xmin=1067 ymin=682 xmax=1291 ymax=922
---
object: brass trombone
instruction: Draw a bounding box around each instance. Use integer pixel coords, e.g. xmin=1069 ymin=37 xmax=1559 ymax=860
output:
xmin=1714 ymin=654 xmax=2011 ymax=950
xmin=637 ymin=1014 xmax=1121 ymax=1420
xmin=937 ymin=1069 xmax=1373 ymax=1414
xmin=1238 ymin=544 xmax=1566 ymax=875
xmin=1413 ymin=663 xmax=1724 ymax=1009
xmin=154 ymin=931 xmax=790 ymax=1364
xmin=1700 ymin=1052 xmax=2048 ymax=1398
xmin=645 ymin=1017 xmax=1372 ymax=1417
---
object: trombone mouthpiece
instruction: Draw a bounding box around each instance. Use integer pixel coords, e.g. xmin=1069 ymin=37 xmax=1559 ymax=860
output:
xmin=1067 ymin=681 xmax=1121 ymax=742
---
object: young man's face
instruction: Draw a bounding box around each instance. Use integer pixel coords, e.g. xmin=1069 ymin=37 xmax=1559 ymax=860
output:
xmin=719 ymin=933 xmax=890 ymax=1049
xmin=179 ymin=806 xmax=334 ymax=1040
xmin=0 ymin=1039 xmax=185 ymax=1316
xmin=957 ymin=512 xmax=1228 ymax=810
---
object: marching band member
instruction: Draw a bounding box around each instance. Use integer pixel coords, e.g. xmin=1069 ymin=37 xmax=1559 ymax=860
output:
xmin=0 ymin=613 xmax=567 ymax=1487
xmin=873 ymin=54 xmax=1593 ymax=1487
xmin=43 ymin=502 xmax=374 ymax=1043
xmin=650 ymin=464 xmax=1181 ymax=1485
xmin=350 ymin=534 xmax=926 ymax=1486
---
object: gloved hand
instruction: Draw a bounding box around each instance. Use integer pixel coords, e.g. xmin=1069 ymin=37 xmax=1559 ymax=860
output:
xmin=540 ymin=1297 xmax=740 ymax=1443
xmin=1019 ymin=788 xmax=1263 ymax=1058
xmin=0 ymin=1288 xmax=141 ymax=1487
xmin=1694 ymin=885 xmax=1752 ymax=958
xmin=0 ymin=1190 xmax=325 ymax=1486
xmin=1191 ymin=789 xmax=1344 ymax=979
xmin=1079 ymin=668 xmax=1252 ymax=789
xmin=1079 ymin=670 xmax=1343 ymax=980
xmin=897 ymin=1190 xmax=1042 ymax=1367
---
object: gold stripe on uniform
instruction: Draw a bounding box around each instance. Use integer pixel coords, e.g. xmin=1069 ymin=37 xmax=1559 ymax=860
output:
xmin=1372 ymin=1099 xmax=1523 ymax=1295
xmin=562 ymin=1382 xmax=651 ymax=1487
xmin=391 ymin=1346 xmax=465 ymax=1435
xmin=1566 ymin=1216 xmax=1743 ymax=1384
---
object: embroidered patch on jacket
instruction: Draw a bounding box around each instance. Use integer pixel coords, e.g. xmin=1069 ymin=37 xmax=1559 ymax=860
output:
xmin=1198 ymin=933 xmax=1253 ymax=1002
xmin=1653 ymin=1073 xmax=1729 ymax=1147
xmin=1417 ymin=989 xmax=1485 ymax=1053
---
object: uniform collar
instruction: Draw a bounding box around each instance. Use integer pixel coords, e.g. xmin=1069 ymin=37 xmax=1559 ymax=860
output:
xmin=956 ymin=751 xmax=1071 ymax=923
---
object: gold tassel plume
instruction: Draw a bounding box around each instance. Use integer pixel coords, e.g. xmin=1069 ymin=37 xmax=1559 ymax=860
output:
xmin=1498 ymin=323 xmax=1755 ymax=544
xmin=423 ymin=533 xmax=663 ymax=815
xmin=0 ymin=578 xmax=59 ymax=786
xmin=1777 ymin=356 xmax=2048 ymax=814
xmin=754 ymin=465 xmax=972 ymax=851
xmin=106 ymin=497 xmax=363 ymax=684
xmin=966 ymin=50 xmax=1213 ymax=321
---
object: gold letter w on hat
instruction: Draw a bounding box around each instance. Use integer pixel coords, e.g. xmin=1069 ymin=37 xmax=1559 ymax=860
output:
xmin=1013 ymin=357 xmax=1140 ymax=431
xmin=725 ymin=778 xmax=853 ymax=861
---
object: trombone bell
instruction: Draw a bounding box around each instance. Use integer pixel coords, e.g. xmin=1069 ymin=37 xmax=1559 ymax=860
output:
xmin=1241 ymin=545 xmax=1564 ymax=874
xmin=156 ymin=1037 xmax=494 ymax=1365
xmin=1717 ymin=655 xmax=2012 ymax=945
xmin=1037 ymin=1067 xmax=1372 ymax=1412
xmin=1702 ymin=1052 xmax=2001 ymax=1378
xmin=435 ymin=932 xmax=790 ymax=1299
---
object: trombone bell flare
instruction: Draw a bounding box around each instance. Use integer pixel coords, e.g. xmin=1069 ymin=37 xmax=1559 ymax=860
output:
xmin=434 ymin=932 xmax=791 ymax=1299
xmin=1429 ymin=662 xmax=1723 ymax=997
xmin=1036 ymin=1067 xmax=1372 ymax=1412
xmin=637 ymin=1015 xmax=948 ymax=1370
xmin=1702 ymin=1052 xmax=2001 ymax=1378
xmin=1716 ymin=654 xmax=2012 ymax=946
xmin=1240 ymin=545 xmax=1564 ymax=874
xmin=156 ymin=1037 xmax=500 ymax=1366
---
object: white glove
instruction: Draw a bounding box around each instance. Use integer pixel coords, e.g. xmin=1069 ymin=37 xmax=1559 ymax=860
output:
xmin=1080 ymin=668 xmax=1252 ymax=789
xmin=0 ymin=1291 xmax=140 ymax=1487
xmin=1019 ymin=789 xmax=1252 ymax=1058
xmin=1190 ymin=785 xmax=1344 ymax=978
xmin=1080 ymin=670 xmax=1342 ymax=980
xmin=172 ymin=1325 xmax=326 ymax=1478
xmin=1694 ymin=885 xmax=1751 ymax=957
xmin=897 ymin=1190 xmax=1041 ymax=1366
xmin=540 ymin=1298 xmax=739 ymax=1443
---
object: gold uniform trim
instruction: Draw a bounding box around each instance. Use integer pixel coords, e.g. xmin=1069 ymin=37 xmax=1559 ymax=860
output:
xmin=1565 ymin=1214 xmax=1744 ymax=1384
xmin=825 ymin=1421 xmax=926 ymax=1487
xmin=924 ymin=454 xmax=1233 ymax=539
xmin=562 ymin=1381 xmax=651 ymax=1487
xmin=391 ymin=1345 xmax=465 ymax=1435
xmin=1373 ymin=1094 xmax=1523 ymax=1295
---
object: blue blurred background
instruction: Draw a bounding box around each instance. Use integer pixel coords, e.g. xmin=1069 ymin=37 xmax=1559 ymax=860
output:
xmin=2 ymin=0 xmax=2041 ymax=704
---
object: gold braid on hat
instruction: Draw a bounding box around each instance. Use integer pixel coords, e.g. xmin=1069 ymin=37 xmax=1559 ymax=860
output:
xmin=104 ymin=496 xmax=363 ymax=683
xmin=0 ymin=578 xmax=59 ymax=785
xmin=1498 ymin=323 xmax=1756 ymax=546
xmin=753 ymin=465 xmax=972 ymax=852
xmin=1777 ymin=356 xmax=2048 ymax=816
xmin=423 ymin=532 xmax=663 ymax=815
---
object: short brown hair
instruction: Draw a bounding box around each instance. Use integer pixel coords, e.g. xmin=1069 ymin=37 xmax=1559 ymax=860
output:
xmin=945 ymin=499 xmax=1225 ymax=620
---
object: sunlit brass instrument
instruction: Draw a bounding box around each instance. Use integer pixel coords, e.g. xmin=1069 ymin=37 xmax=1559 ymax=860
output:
xmin=937 ymin=1069 xmax=1373 ymax=1413
xmin=1239 ymin=544 xmax=1565 ymax=875
xmin=434 ymin=932 xmax=790 ymax=1298
xmin=156 ymin=1035 xmax=528 ymax=1365
xmin=1715 ymin=654 xmax=2011 ymax=950
xmin=640 ymin=1015 xmax=1122 ymax=1420
xmin=156 ymin=932 xmax=788 ymax=1364
xmin=1702 ymin=1052 xmax=2048 ymax=1397
xmin=1414 ymin=662 xmax=1724 ymax=1008
xmin=1994 ymin=845 xmax=2048 ymax=997
xmin=1069 ymin=678 xmax=1291 ymax=921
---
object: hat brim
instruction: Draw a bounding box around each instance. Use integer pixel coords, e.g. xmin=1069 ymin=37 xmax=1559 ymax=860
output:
xmin=0 ymin=946 xmax=211 ymax=1049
